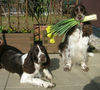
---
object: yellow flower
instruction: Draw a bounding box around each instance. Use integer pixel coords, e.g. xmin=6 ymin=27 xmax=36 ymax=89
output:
xmin=50 ymin=38 xmax=55 ymax=44
xmin=24 ymin=30 xmax=27 ymax=33
xmin=47 ymin=33 xmax=52 ymax=38
xmin=46 ymin=26 xmax=52 ymax=33
xmin=10 ymin=28 xmax=12 ymax=31
xmin=46 ymin=25 xmax=56 ymax=44
xmin=46 ymin=25 xmax=54 ymax=38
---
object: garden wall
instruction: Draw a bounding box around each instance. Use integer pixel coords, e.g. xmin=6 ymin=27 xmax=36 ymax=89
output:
xmin=0 ymin=33 xmax=33 ymax=53
xmin=0 ymin=33 xmax=62 ymax=53
xmin=43 ymin=35 xmax=63 ymax=53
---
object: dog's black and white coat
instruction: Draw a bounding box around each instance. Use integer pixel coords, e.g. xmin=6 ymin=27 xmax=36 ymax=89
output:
xmin=59 ymin=4 xmax=93 ymax=71
xmin=0 ymin=40 xmax=54 ymax=88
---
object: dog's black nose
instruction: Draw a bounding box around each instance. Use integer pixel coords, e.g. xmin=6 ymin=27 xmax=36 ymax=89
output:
xmin=78 ymin=15 xmax=83 ymax=20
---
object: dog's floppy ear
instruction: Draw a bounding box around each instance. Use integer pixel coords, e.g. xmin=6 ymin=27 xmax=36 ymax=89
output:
xmin=23 ymin=49 xmax=35 ymax=74
xmin=83 ymin=24 xmax=93 ymax=37
xmin=71 ymin=8 xmax=76 ymax=18
xmin=79 ymin=4 xmax=87 ymax=15
xmin=42 ymin=47 xmax=50 ymax=68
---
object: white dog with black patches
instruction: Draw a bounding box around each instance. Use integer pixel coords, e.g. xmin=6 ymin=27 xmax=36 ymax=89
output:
xmin=0 ymin=40 xmax=54 ymax=88
xmin=58 ymin=4 xmax=93 ymax=72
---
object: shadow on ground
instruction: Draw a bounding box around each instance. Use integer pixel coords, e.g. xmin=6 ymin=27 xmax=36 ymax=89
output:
xmin=93 ymin=28 xmax=100 ymax=38
xmin=83 ymin=77 xmax=100 ymax=90
xmin=49 ymin=58 xmax=60 ymax=71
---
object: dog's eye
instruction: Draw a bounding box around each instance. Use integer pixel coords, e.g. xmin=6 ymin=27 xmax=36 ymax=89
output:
xmin=40 ymin=47 xmax=45 ymax=52
xmin=80 ymin=8 xmax=84 ymax=12
xmin=75 ymin=8 xmax=78 ymax=12
xmin=41 ymin=48 xmax=43 ymax=51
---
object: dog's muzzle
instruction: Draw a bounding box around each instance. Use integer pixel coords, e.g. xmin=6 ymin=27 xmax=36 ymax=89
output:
xmin=76 ymin=14 xmax=85 ymax=21
xmin=38 ymin=54 xmax=46 ymax=64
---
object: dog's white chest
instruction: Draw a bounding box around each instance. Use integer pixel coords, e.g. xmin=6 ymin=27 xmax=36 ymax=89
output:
xmin=68 ymin=28 xmax=89 ymax=57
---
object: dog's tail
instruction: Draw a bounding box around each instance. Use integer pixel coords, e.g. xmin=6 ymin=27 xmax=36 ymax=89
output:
xmin=1 ymin=33 xmax=7 ymax=45
xmin=0 ymin=32 xmax=7 ymax=47
xmin=0 ymin=33 xmax=7 ymax=69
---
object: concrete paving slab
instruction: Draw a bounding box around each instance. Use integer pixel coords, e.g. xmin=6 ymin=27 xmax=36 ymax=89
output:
xmin=6 ymin=73 xmax=34 ymax=88
xmin=52 ymin=86 xmax=84 ymax=90
xmin=0 ymin=69 xmax=9 ymax=88
xmin=0 ymin=88 xmax=5 ymax=90
xmin=88 ymin=53 xmax=100 ymax=66
xmin=6 ymin=87 xmax=47 ymax=90
xmin=49 ymin=53 xmax=100 ymax=90
xmin=52 ymin=69 xmax=91 ymax=86
xmin=0 ymin=53 xmax=100 ymax=90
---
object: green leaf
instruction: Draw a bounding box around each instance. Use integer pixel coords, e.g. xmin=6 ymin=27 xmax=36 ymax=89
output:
xmin=49 ymin=18 xmax=79 ymax=36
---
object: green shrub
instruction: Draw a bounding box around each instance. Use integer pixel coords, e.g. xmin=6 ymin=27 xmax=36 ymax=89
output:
xmin=0 ymin=26 xmax=4 ymax=33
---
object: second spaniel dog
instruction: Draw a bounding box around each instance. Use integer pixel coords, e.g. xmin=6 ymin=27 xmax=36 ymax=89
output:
xmin=59 ymin=4 xmax=93 ymax=72
xmin=0 ymin=39 xmax=54 ymax=88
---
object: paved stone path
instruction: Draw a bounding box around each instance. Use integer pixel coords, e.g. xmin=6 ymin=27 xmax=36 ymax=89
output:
xmin=0 ymin=53 xmax=100 ymax=90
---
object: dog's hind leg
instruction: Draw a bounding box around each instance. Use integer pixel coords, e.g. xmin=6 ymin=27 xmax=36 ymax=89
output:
xmin=63 ymin=49 xmax=72 ymax=71
xmin=81 ymin=52 xmax=89 ymax=72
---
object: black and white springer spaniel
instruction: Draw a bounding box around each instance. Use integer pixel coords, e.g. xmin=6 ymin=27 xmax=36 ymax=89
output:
xmin=0 ymin=39 xmax=54 ymax=88
xmin=59 ymin=4 xmax=93 ymax=72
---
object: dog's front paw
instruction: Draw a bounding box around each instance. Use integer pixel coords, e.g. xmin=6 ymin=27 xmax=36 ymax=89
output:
xmin=64 ymin=65 xmax=71 ymax=72
xmin=46 ymin=74 xmax=53 ymax=80
xmin=81 ymin=66 xmax=89 ymax=72
xmin=43 ymin=69 xmax=53 ymax=80
xmin=81 ymin=63 xmax=89 ymax=72
xmin=42 ymin=82 xmax=55 ymax=88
